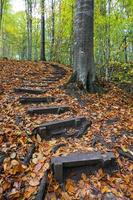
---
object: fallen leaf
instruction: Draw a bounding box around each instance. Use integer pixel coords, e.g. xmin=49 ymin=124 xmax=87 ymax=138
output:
xmin=101 ymin=186 xmax=111 ymax=194
xmin=8 ymin=189 xmax=20 ymax=199
xmin=36 ymin=134 xmax=42 ymax=142
xmin=10 ymin=152 xmax=16 ymax=159
xmin=11 ymin=160 xmax=19 ymax=166
xmin=61 ymin=192 xmax=72 ymax=200
xmin=29 ymin=178 xmax=40 ymax=187
xmin=66 ymin=179 xmax=76 ymax=194
xmin=34 ymin=163 xmax=43 ymax=173
xmin=24 ymin=186 xmax=37 ymax=199
xmin=12 ymin=164 xmax=24 ymax=175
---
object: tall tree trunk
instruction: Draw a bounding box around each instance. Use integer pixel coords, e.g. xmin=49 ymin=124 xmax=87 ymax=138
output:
xmin=106 ymin=0 xmax=111 ymax=63
xmin=0 ymin=0 xmax=4 ymax=58
xmin=34 ymin=22 xmax=39 ymax=61
xmin=50 ymin=0 xmax=55 ymax=60
xmin=105 ymin=0 xmax=111 ymax=81
xmin=55 ymin=0 xmax=62 ymax=62
xmin=0 ymin=0 xmax=4 ymax=29
xmin=25 ymin=0 xmax=32 ymax=60
xmin=73 ymin=0 xmax=95 ymax=92
xmin=40 ymin=0 xmax=46 ymax=61
xmin=70 ymin=4 xmax=74 ymax=66
xmin=124 ymin=36 xmax=128 ymax=63
xmin=29 ymin=0 xmax=32 ymax=60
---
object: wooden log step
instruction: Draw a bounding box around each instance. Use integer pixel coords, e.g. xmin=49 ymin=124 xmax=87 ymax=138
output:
xmin=0 ymin=151 xmax=6 ymax=164
xmin=53 ymin=72 xmax=64 ymax=77
xmin=19 ymin=96 xmax=55 ymax=104
xmin=35 ymin=171 xmax=48 ymax=200
xmin=51 ymin=64 xmax=66 ymax=74
xmin=51 ymin=151 xmax=115 ymax=183
xmin=32 ymin=117 xmax=91 ymax=140
xmin=41 ymin=79 xmax=54 ymax=83
xmin=14 ymin=87 xmax=46 ymax=94
xmin=22 ymin=84 xmax=48 ymax=87
xmin=23 ymin=81 xmax=48 ymax=86
xmin=22 ymin=143 xmax=36 ymax=165
xmin=27 ymin=106 xmax=70 ymax=115
xmin=42 ymin=77 xmax=59 ymax=81
xmin=54 ymin=71 xmax=66 ymax=76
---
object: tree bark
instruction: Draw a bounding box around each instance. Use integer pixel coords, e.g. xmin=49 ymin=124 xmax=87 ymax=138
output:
xmin=73 ymin=0 xmax=95 ymax=92
xmin=124 ymin=36 xmax=128 ymax=63
xmin=25 ymin=0 xmax=32 ymax=60
xmin=0 ymin=0 xmax=4 ymax=29
xmin=105 ymin=0 xmax=111 ymax=81
xmin=40 ymin=0 xmax=46 ymax=61
xmin=50 ymin=0 xmax=55 ymax=60
xmin=70 ymin=4 xmax=74 ymax=66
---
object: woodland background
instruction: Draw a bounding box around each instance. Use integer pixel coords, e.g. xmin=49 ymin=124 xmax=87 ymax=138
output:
xmin=0 ymin=0 xmax=133 ymax=84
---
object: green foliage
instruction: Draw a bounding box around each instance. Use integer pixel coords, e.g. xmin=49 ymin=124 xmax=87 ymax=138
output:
xmin=108 ymin=61 xmax=133 ymax=83
xmin=0 ymin=0 xmax=132 ymax=83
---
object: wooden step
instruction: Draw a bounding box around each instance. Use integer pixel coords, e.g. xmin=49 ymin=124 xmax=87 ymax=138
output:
xmin=27 ymin=106 xmax=70 ymax=115
xmin=14 ymin=87 xmax=46 ymax=94
xmin=51 ymin=151 xmax=115 ymax=183
xmin=41 ymin=79 xmax=55 ymax=83
xmin=32 ymin=117 xmax=91 ymax=140
xmin=22 ymin=84 xmax=48 ymax=88
xmin=42 ymin=77 xmax=59 ymax=81
xmin=19 ymin=96 xmax=55 ymax=104
xmin=22 ymin=81 xmax=48 ymax=86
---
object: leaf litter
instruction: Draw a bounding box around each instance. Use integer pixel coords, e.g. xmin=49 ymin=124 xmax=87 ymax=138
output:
xmin=0 ymin=60 xmax=133 ymax=199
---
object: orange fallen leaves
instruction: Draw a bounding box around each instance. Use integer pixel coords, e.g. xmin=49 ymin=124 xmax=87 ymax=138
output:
xmin=2 ymin=181 xmax=11 ymax=192
xmin=34 ymin=162 xmax=43 ymax=173
xmin=12 ymin=163 xmax=24 ymax=175
xmin=61 ymin=192 xmax=72 ymax=200
xmin=29 ymin=178 xmax=40 ymax=187
xmin=66 ymin=179 xmax=76 ymax=194
xmin=101 ymin=186 xmax=111 ymax=194
xmin=0 ymin=60 xmax=132 ymax=199
xmin=8 ymin=190 xmax=20 ymax=199
xmin=24 ymin=186 xmax=37 ymax=199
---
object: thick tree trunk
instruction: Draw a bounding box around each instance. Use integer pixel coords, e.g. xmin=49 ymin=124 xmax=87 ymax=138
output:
xmin=73 ymin=0 xmax=95 ymax=92
xmin=40 ymin=0 xmax=46 ymax=61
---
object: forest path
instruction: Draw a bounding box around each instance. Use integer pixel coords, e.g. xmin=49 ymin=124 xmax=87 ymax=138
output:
xmin=0 ymin=60 xmax=133 ymax=200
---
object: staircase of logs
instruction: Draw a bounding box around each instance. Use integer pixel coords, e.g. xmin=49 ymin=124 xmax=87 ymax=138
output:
xmin=2 ymin=62 xmax=117 ymax=199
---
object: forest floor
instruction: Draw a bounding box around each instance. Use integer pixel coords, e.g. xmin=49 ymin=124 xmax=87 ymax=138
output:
xmin=0 ymin=60 xmax=133 ymax=200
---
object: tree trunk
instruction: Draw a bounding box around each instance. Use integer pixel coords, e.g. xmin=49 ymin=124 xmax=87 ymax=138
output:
xmin=29 ymin=0 xmax=32 ymax=60
xmin=105 ymin=0 xmax=111 ymax=81
xmin=70 ymin=4 xmax=74 ymax=66
xmin=0 ymin=0 xmax=4 ymax=58
xmin=25 ymin=0 xmax=32 ymax=60
xmin=40 ymin=0 xmax=46 ymax=61
xmin=73 ymin=0 xmax=95 ymax=92
xmin=50 ymin=0 xmax=55 ymax=60
xmin=106 ymin=0 xmax=111 ymax=63
xmin=124 ymin=36 xmax=128 ymax=63
xmin=55 ymin=0 xmax=62 ymax=63
xmin=34 ymin=23 xmax=39 ymax=61
xmin=0 ymin=0 xmax=4 ymax=29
